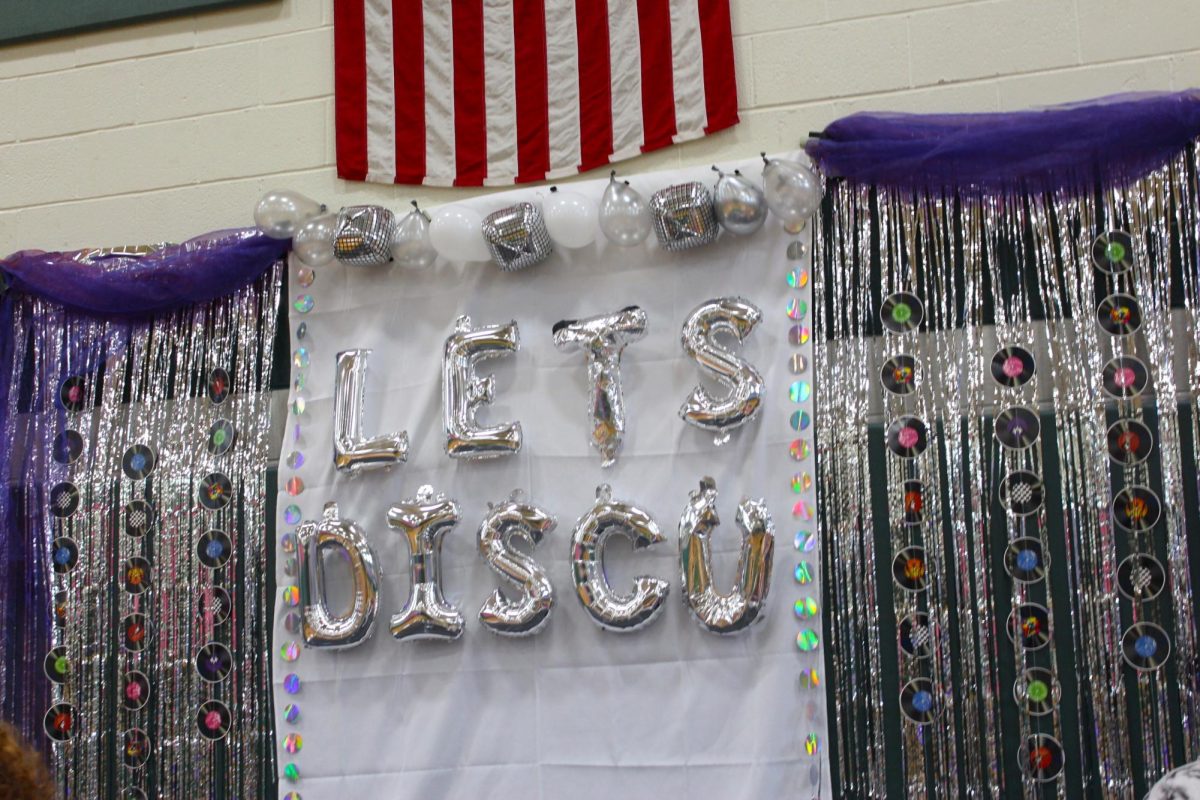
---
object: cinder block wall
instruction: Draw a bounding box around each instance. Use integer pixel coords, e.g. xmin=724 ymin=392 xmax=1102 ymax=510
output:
xmin=1 ymin=0 xmax=1197 ymax=254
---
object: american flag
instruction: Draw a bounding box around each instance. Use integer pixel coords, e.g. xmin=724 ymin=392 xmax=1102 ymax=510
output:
xmin=334 ymin=0 xmax=739 ymax=187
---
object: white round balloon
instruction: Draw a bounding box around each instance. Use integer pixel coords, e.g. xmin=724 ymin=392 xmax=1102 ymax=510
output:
xmin=254 ymin=190 xmax=323 ymax=239
xmin=543 ymin=188 xmax=597 ymax=249
xmin=429 ymin=206 xmax=491 ymax=263
xmin=762 ymin=158 xmax=822 ymax=229
xmin=292 ymin=213 xmax=338 ymax=267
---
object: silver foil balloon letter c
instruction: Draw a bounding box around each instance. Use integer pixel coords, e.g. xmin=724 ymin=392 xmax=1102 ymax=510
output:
xmin=678 ymin=477 xmax=775 ymax=635
xmin=295 ymin=502 xmax=382 ymax=649
xmin=388 ymin=485 xmax=465 ymax=642
xmin=477 ymin=491 xmax=556 ymax=636
xmin=679 ymin=297 xmax=764 ymax=444
xmin=333 ymin=349 xmax=408 ymax=475
xmin=570 ymin=484 xmax=669 ymax=633
xmin=442 ymin=316 xmax=522 ymax=459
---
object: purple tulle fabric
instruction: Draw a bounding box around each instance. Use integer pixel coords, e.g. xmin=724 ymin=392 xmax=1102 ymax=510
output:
xmin=805 ymin=90 xmax=1200 ymax=193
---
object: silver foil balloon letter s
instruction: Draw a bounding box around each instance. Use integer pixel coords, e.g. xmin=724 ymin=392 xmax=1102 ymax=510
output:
xmin=477 ymin=491 xmax=556 ymax=636
xmin=552 ymin=306 xmax=647 ymax=467
xmin=442 ymin=316 xmax=522 ymax=459
xmin=679 ymin=297 xmax=765 ymax=444
xmin=295 ymin=502 xmax=382 ymax=649
xmin=388 ymin=485 xmax=465 ymax=642
xmin=570 ymin=484 xmax=669 ymax=633
xmin=678 ymin=477 xmax=775 ymax=635
xmin=333 ymin=350 xmax=408 ymax=475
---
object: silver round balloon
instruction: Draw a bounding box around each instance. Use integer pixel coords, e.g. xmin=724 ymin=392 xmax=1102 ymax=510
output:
xmin=388 ymin=485 xmax=465 ymax=642
xmin=678 ymin=477 xmax=775 ymax=635
xmin=762 ymin=156 xmax=823 ymax=229
xmin=254 ymin=189 xmax=323 ymax=239
xmin=292 ymin=212 xmax=338 ymax=267
xmin=598 ymin=172 xmax=651 ymax=247
xmin=442 ymin=316 xmax=522 ymax=459
xmin=390 ymin=203 xmax=438 ymax=269
xmin=712 ymin=168 xmax=767 ymax=235
xmin=570 ymin=484 xmax=669 ymax=633
xmin=333 ymin=349 xmax=408 ymax=475
xmin=295 ymin=502 xmax=382 ymax=649
xmin=679 ymin=297 xmax=764 ymax=444
xmin=477 ymin=491 xmax=556 ymax=637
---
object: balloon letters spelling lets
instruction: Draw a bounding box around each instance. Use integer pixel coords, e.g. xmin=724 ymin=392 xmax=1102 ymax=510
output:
xmin=442 ymin=316 xmax=522 ymax=459
xmin=332 ymin=349 xmax=408 ymax=475
xmin=295 ymin=502 xmax=382 ymax=649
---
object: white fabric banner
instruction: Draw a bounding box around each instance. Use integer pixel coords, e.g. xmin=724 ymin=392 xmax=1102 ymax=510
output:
xmin=273 ymin=157 xmax=827 ymax=800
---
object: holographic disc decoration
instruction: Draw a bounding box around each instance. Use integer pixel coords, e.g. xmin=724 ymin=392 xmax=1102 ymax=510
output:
xmin=1091 ymin=230 xmax=1134 ymax=274
xmin=1014 ymin=668 xmax=1060 ymax=716
xmin=44 ymin=703 xmax=77 ymax=741
xmin=789 ymin=353 xmax=808 ymax=374
xmin=1020 ymin=734 xmax=1065 ymax=782
xmin=1101 ymin=356 xmax=1149 ymax=399
xmin=990 ymin=345 xmax=1036 ymax=388
xmin=891 ymin=545 xmax=928 ymax=593
xmin=196 ymin=699 xmax=233 ymax=741
xmin=1117 ymin=553 xmax=1166 ymax=601
xmin=1096 ymin=293 xmax=1142 ymax=336
xmin=898 ymin=612 xmax=933 ymax=660
xmin=899 ymin=677 xmax=938 ymax=725
xmin=880 ymin=354 xmax=917 ymax=396
xmin=1003 ymin=537 xmax=1049 ymax=583
xmin=994 ymin=406 xmax=1040 ymax=450
xmin=122 ymin=728 xmax=151 ymax=769
xmin=121 ymin=443 xmax=157 ymax=481
xmin=1111 ymin=485 xmax=1162 ymax=532
xmin=886 ymin=416 xmax=928 ymax=459
xmin=1121 ymin=622 xmax=1171 ymax=671
xmin=880 ymin=292 xmax=923 ymax=334
xmin=1006 ymin=603 xmax=1051 ymax=650
xmin=1106 ymin=419 xmax=1153 ymax=466
xmin=197 ymin=529 xmax=233 ymax=569
xmin=198 ymin=472 xmax=233 ymax=511
xmin=123 ymin=499 xmax=155 ymax=538
xmin=998 ymin=470 xmax=1045 ymax=516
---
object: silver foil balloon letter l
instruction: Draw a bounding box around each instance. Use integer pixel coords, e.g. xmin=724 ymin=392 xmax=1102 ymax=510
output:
xmin=477 ymin=491 xmax=556 ymax=636
xmin=679 ymin=297 xmax=765 ymax=445
xmin=388 ymin=485 xmax=465 ymax=642
xmin=678 ymin=477 xmax=775 ymax=635
xmin=333 ymin=349 xmax=408 ymax=475
xmin=442 ymin=316 xmax=523 ymax=459
xmin=295 ymin=502 xmax=382 ymax=649
xmin=552 ymin=306 xmax=647 ymax=467
xmin=570 ymin=484 xmax=670 ymax=633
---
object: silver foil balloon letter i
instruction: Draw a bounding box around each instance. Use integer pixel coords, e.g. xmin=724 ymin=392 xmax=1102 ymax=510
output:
xmin=477 ymin=491 xmax=556 ymax=636
xmin=295 ymin=502 xmax=382 ymax=649
xmin=388 ymin=485 xmax=465 ymax=642
xmin=442 ymin=316 xmax=522 ymax=459
xmin=678 ymin=478 xmax=774 ymax=635
xmin=333 ymin=349 xmax=408 ymax=475
xmin=679 ymin=297 xmax=765 ymax=444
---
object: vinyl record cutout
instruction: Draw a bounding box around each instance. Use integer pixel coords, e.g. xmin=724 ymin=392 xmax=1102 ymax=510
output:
xmin=886 ymin=416 xmax=928 ymax=459
xmin=1092 ymin=230 xmax=1134 ymax=274
xmin=207 ymin=419 xmax=236 ymax=457
xmin=1007 ymin=603 xmax=1051 ymax=651
xmin=59 ymin=375 xmax=87 ymax=412
xmin=990 ymin=346 xmax=1036 ymax=388
xmin=880 ymin=292 xmax=923 ymax=334
xmin=998 ymin=470 xmax=1045 ymax=517
xmin=198 ymin=473 xmax=233 ymax=511
xmin=1122 ymin=621 xmax=1171 ymax=672
xmin=197 ymin=529 xmax=233 ymax=569
xmin=898 ymin=612 xmax=933 ymax=660
xmin=1102 ymin=356 xmax=1149 ymax=399
xmin=197 ymin=699 xmax=232 ymax=741
xmin=1013 ymin=668 xmax=1060 ymax=717
xmin=207 ymin=368 xmax=231 ymax=404
xmin=52 ymin=430 xmax=84 ymax=465
xmin=880 ymin=354 xmax=917 ymax=396
xmin=43 ymin=646 xmax=69 ymax=684
xmin=44 ymin=703 xmax=76 ymax=741
xmin=121 ymin=613 xmax=151 ymax=653
xmin=195 ymin=642 xmax=233 ymax=683
xmin=1106 ymin=419 xmax=1153 ymax=466
xmin=52 ymin=591 xmax=68 ymax=628
xmin=899 ymin=677 xmax=938 ymax=725
xmin=994 ymin=406 xmax=1040 ymax=450
xmin=1004 ymin=537 xmax=1049 ymax=583
xmin=197 ymin=586 xmax=232 ymax=627
xmin=121 ymin=789 xmax=147 ymax=800
xmin=1097 ymin=293 xmax=1142 ymax=336
xmin=121 ymin=444 xmax=157 ymax=481
xmin=1112 ymin=485 xmax=1162 ymax=532
xmin=1020 ymin=734 xmax=1065 ymax=782
xmin=123 ymin=500 xmax=155 ymax=538
xmin=122 ymin=671 xmax=150 ymax=711
xmin=122 ymin=557 xmax=151 ymax=595
xmin=51 ymin=537 xmax=79 ymax=574
xmin=902 ymin=480 xmax=926 ymax=526
xmin=49 ymin=481 xmax=80 ymax=518
xmin=122 ymin=728 xmax=151 ymax=769
xmin=892 ymin=546 xmax=928 ymax=593
xmin=1117 ymin=553 xmax=1166 ymax=601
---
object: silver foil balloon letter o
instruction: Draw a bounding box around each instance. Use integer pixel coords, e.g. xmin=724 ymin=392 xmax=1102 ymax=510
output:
xmin=678 ymin=477 xmax=775 ymax=635
xmin=679 ymin=297 xmax=764 ymax=444
xmin=295 ymin=502 xmax=382 ymax=649
xmin=477 ymin=492 xmax=556 ymax=636
xmin=442 ymin=316 xmax=522 ymax=459
xmin=552 ymin=306 xmax=647 ymax=467
xmin=333 ymin=349 xmax=408 ymax=474
xmin=570 ymin=484 xmax=669 ymax=633
xmin=388 ymin=485 xmax=465 ymax=642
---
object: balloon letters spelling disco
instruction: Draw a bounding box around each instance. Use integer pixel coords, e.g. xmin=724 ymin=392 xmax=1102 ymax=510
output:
xmin=333 ymin=349 xmax=408 ymax=475
xmin=570 ymin=484 xmax=670 ymax=633
xmin=295 ymin=502 xmax=382 ymax=649
xmin=477 ymin=492 xmax=556 ymax=636
xmin=388 ymin=485 xmax=465 ymax=642
xmin=678 ymin=477 xmax=775 ymax=635
xmin=679 ymin=297 xmax=765 ymax=444
xmin=442 ymin=316 xmax=522 ymax=459
xmin=552 ymin=306 xmax=647 ymax=467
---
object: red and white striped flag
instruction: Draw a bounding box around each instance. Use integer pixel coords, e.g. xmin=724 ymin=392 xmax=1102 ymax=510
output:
xmin=334 ymin=0 xmax=739 ymax=187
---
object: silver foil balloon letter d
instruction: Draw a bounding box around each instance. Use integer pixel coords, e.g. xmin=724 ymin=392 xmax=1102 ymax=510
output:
xmin=388 ymin=485 xmax=465 ymax=642
xmin=679 ymin=297 xmax=764 ymax=444
xmin=295 ymin=502 xmax=382 ymax=649
xmin=442 ymin=316 xmax=522 ymax=459
xmin=333 ymin=349 xmax=408 ymax=475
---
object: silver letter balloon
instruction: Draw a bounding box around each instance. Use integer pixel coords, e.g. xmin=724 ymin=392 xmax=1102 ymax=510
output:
xmin=295 ymin=502 xmax=383 ymax=649
xmin=477 ymin=491 xmax=556 ymax=637
xmin=552 ymin=306 xmax=647 ymax=467
xmin=678 ymin=478 xmax=775 ymax=635
xmin=649 ymin=181 xmax=719 ymax=251
xmin=570 ymin=484 xmax=670 ymax=633
xmin=388 ymin=485 xmax=465 ymax=642
xmin=679 ymin=297 xmax=765 ymax=444
xmin=333 ymin=349 xmax=408 ymax=475
xmin=442 ymin=316 xmax=523 ymax=459
xmin=712 ymin=168 xmax=767 ymax=236
xmin=482 ymin=201 xmax=554 ymax=271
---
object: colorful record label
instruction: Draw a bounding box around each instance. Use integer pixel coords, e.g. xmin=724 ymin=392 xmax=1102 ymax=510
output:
xmin=122 ymin=729 xmax=151 ymax=769
xmin=1117 ymin=553 xmax=1166 ymax=601
xmin=59 ymin=375 xmax=87 ymax=412
xmin=990 ymin=346 xmax=1036 ymax=388
xmin=880 ymin=292 xmax=923 ymax=334
xmin=197 ymin=700 xmax=232 ymax=741
xmin=206 ymin=419 xmax=237 ymax=457
xmin=1092 ymin=230 xmax=1134 ymax=274
xmin=1111 ymin=485 xmax=1162 ymax=532
xmin=51 ymin=537 xmax=79 ymax=573
xmin=195 ymin=642 xmax=234 ymax=683
xmin=1102 ymin=356 xmax=1149 ymax=399
xmin=1014 ymin=668 xmax=1059 ymax=716
xmin=198 ymin=586 xmax=232 ymax=627
xmin=1020 ymin=734 xmax=1065 ymax=782
xmin=998 ymin=470 xmax=1045 ymax=517
xmin=197 ymin=529 xmax=233 ymax=569
xmin=1121 ymin=621 xmax=1171 ymax=672
xmin=1096 ymin=293 xmax=1142 ymax=336
xmin=121 ymin=444 xmax=157 ymax=481
xmin=123 ymin=500 xmax=155 ymax=538
xmin=899 ymin=677 xmax=938 ymax=725
xmin=198 ymin=472 xmax=233 ymax=511
xmin=52 ymin=429 xmax=84 ymax=465
xmin=891 ymin=546 xmax=928 ymax=593
xmin=901 ymin=480 xmax=925 ymax=526
xmin=1106 ymin=419 xmax=1153 ymax=465
xmin=886 ymin=416 xmax=929 ymax=459
xmin=121 ymin=613 xmax=152 ymax=653
xmin=44 ymin=703 xmax=76 ymax=741
xmin=898 ymin=612 xmax=933 ymax=660
xmin=1003 ymin=536 xmax=1049 ymax=583
xmin=123 ymin=671 xmax=150 ymax=711
xmin=49 ymin=481 xmax=80 ymax=518
xmin=122 ymin=557 xmax=151 ymax=595
xmin=994 ymin=406 xmax=1040 ymax=450
xmin=880 ymin=354 xmax=917 ymax=396
xmin=207 ymin=368 xmax=231 ymax=404
xmin=1007 ymin=603 xmax=1051 ymax=650
xmin=44 ymin=646 xmax=69 ymax=684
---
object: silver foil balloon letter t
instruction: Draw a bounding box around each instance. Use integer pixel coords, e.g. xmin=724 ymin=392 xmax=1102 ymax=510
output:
xmin=388 ymin=485 xmax=465 ymax=642
xmin=442 ymin=316 xmax=522 ymax=459
xmin=295 ymin=502 xmax=382 ymax=649
xmin=333 ymin=349 xmax=408 ymax=475
xmin=477 ymin=491 xmax=556 ymax=636
xmin=679 ymin=297 xmax=764 ymax=444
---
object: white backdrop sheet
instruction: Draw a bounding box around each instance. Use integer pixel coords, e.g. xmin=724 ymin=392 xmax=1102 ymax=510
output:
xmin=273 ymin=157 xmax=828 ymax=799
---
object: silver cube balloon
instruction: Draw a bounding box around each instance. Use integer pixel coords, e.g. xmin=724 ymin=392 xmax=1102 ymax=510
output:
xmin=334 ymin=205 xmax=397 ymax=266
xmin=650 ymin=182 xmax=719 ymax=252
xmin=482 ymin=202 xmax=554 ymax=271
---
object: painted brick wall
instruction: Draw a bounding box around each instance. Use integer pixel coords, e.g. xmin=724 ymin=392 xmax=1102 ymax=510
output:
xmin=1 ymin=0 xmax=1198 ymax=254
